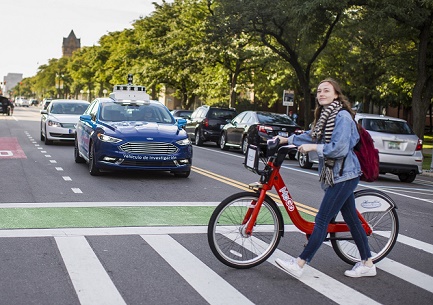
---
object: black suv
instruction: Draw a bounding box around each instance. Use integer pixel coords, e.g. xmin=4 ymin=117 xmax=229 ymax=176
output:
xmin=185 ymin=105 xmax=237 ymax=146
xmin=0 ymin=96 xmax=13 ymax=116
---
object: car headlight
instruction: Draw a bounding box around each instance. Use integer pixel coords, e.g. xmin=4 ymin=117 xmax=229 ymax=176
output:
xmin=176 ymin=138 xmax=191 ymax=146
xmin=48 ymin=120 xmax=61 ymax=127
xmin=97 ymin=133 xmax=122 ymax=143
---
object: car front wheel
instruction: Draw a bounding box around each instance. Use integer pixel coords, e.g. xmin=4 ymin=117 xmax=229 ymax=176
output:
xmin=220 ymin=133 xmax=229 ymax=150
xmin=89 ymin=143 xmax=101 ymax=176
xmin=241 ymin=137 xmax=249 ymax=155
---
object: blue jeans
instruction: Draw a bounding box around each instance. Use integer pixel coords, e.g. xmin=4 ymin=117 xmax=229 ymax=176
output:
xmin=299 ymin=177 xmax=372 ymax=262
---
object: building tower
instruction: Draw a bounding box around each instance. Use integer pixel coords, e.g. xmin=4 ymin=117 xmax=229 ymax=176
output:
xmin=62 ymin=30 xmax=81 ymax=57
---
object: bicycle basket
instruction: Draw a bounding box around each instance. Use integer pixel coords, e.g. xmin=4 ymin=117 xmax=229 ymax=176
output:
xmin=244 ymin=144 xmax=266 ymax=174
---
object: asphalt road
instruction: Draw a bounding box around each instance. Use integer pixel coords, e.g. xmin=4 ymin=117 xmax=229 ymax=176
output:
xmin=0 ymin=106 xmax=432 ymax=305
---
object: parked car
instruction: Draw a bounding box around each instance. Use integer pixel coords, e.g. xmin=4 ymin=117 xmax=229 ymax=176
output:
xmin=220 ymin=110 xmax=302 ymax=158
xmin=185 ymin=105 xmax=237 ymax=146
xmin=40 ymin=99 xmax=90 ymax=145
xmin=171 ymin=109 xmax=193 ymax=120
xmin=356 ymin=113 xmax=423 ymax=182
xmin=74 ymin=85 xmax=192 ymax=177
xmin=297 ymin=114 xmax=423 ymax=183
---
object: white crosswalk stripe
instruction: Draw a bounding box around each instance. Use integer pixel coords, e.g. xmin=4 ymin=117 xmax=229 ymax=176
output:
xmin=0 ymin=225 xmax=432 ymax=305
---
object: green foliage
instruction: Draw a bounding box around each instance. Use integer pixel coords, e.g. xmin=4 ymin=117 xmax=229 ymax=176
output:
xmin=17 ymin=0 xmax=431 ymax=135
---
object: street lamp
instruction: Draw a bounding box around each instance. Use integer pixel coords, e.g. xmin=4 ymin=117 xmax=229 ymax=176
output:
xmin=103 ymin=89 xmax=107 ymax=97
xmin=80 ymin=89 xmax=84 ymax=100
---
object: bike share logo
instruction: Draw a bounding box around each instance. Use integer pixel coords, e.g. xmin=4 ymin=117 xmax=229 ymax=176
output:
xmin=279 ymin=186 xmax=295 ymax=211
xmin=360 ymin=199 xmax=382 ymax=209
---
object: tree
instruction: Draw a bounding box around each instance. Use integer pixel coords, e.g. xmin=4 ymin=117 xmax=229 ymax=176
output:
xmin=215 ymin=0 xmax=354 ymax=127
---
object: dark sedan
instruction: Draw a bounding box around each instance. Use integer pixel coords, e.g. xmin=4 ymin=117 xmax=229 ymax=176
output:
xmin=219 ymin=111 xmax=302 ymax=158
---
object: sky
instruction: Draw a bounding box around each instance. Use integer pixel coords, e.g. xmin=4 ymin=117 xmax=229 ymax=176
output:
xmin=1 ymin=0 xmax=164 ymax=80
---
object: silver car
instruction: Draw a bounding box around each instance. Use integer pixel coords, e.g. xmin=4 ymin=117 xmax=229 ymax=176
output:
xmin=297 ymin=114 xmax=423 ymax=183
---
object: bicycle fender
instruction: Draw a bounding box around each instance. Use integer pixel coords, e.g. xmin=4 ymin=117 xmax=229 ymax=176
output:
xmin=335 ymin=189 xmax=397 ymax=222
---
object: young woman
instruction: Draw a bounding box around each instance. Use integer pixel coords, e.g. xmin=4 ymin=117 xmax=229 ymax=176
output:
xmin=275 ymin=78 xmax=376 ymax=278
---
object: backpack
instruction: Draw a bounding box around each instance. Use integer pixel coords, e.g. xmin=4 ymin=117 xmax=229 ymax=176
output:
xmin=354 ymin=123 xmax=379 ymax=182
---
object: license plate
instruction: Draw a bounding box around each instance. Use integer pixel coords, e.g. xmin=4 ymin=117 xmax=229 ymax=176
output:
xmin=387 ymin=141 xmax=400 ymax=150
xmin=278 ymin=131 xmax=288 ymax=137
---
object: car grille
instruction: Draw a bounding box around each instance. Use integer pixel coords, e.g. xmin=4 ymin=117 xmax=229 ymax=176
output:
xmin=61 ymin=123 xmax=76 ymax=129
xmin=119 ymin=142 xmax=178 ymax=154
xmin=120 ymin=160 xmax=176 ymax=167
xmin=49 ymin=133 xmax=75 ymax=139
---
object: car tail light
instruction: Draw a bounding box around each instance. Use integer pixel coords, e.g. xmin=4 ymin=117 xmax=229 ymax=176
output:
xmin=415 ymin=139 xmax=423 ymax=151
xmin=258 ymin=125 xmax=273 ymax=133
xmin=203 ymin=118 xmax=209 ymax=127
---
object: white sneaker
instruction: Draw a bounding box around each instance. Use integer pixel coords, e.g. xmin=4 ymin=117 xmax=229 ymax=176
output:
xmin=344 ymin=262 xmax=377 ymax=278
xmin=275 ymin=258 xmax=304 ymax=278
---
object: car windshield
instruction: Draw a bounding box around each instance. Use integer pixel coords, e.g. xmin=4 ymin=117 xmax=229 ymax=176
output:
xmin=51 ymin=103 xmax=88 ymax=114
xmin=208 ymin=109 xmax=237 ymax=120
xmin=100 ymin=102 xmax=175 ymax=124
xmin=364 ymin=119 xmax=414 ymax=135
xmin=257 ymin=112 xmax=296 ymax=125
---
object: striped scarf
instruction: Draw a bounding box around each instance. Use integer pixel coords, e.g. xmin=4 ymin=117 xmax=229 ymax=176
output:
xmin=311 ymin=100 xmax=342 ymax=186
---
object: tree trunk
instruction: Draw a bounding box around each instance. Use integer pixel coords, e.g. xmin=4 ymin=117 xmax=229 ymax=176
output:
xmin=411 ymin=14 xmax=433 ymax=139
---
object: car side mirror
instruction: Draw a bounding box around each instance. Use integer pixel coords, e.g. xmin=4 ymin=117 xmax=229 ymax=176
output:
xmin=80 ymin=114 xmax=92 ymax=122
xmin=40 ymin=110 xmax=48 ymax=114
xmin=177 ymin=118 xmax=187 ymax=129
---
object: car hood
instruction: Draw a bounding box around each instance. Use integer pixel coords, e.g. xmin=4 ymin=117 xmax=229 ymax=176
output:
xmin=102 ymin=121 xmax=187 ymax=140
xmin=49 ymin=114 xmax=82 ymax=123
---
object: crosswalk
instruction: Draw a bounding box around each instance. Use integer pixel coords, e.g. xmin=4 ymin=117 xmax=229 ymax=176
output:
xmin=1 ymin=226 xmax=432 ymax=305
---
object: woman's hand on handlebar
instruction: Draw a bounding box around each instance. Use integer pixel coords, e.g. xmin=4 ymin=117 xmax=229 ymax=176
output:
xmin=273 ymin=135 xmax=288 ymax=145
xmin=298 ymin=144 xmax=318 ymax=154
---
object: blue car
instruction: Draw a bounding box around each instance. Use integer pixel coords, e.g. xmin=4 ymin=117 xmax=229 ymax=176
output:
xmin=74 ymin=85 xmax=193 ymax=177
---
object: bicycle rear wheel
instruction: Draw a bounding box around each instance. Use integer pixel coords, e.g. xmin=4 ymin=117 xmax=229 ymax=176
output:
xmin=331 ymin=189 xmax=399 ymax=264
xmin=207 ymin=192 xmax=284 ymax=269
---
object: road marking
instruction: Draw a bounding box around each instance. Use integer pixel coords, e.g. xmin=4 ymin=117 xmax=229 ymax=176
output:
xmin=49 ymin=160 xmax=57 ymax=163
xmin=0 ymin=137 xmax=27 ymax=159
xmin=45 ymin=154 xmax=51 ymax=157
xmin=63 ymin=176 xmax=72 ymax=181
xmin=55 ymin=236 xmax=127 ymax=305
xmin=143 ymin=234 xmax=254 ymax=305
xmin=71 ymin=188 xmax=83 ymax=193
xmin=55 ymin=167 xmax=63 ymax=171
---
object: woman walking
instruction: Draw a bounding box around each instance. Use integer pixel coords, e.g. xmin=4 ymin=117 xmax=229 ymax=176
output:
xmin=275 ymin=78 xmax=376 ymax=278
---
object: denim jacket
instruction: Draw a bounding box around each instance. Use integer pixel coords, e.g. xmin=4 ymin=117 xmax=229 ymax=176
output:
xmin=288 ymin=110 xmax=361 ymax=189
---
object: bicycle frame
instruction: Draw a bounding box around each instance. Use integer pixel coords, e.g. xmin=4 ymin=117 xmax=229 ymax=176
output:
xmin=244 ymin=147 xmax=373 ymax=237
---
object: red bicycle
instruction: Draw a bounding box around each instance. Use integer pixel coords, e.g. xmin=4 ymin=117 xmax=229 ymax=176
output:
xmin=208 ymin=140 xmax=399 ymax=268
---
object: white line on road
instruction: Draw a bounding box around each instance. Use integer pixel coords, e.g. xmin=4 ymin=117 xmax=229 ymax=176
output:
xmin=143 ymin=234 xmax=254 ymax=305
xmin=55 ymin=236 xmax=127 ymax=305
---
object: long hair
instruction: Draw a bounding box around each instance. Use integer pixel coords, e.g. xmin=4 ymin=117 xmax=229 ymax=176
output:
xmin=311 ymin=78 xmax=355 ymax=131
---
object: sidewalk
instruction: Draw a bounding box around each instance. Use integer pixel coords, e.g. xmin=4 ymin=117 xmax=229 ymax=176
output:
xmin=422 ymin=148 xmax=433 ymax=177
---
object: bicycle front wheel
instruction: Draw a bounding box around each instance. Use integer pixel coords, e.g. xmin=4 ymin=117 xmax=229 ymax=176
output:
xmin=207 ymin=192 xmax=284 ymax=269
xmin=331 ymin=189 xmax=399 ymax=264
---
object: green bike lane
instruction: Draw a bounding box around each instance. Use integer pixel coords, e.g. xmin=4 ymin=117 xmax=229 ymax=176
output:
xmin=0 ymin=166 xmax=317 ymax=229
